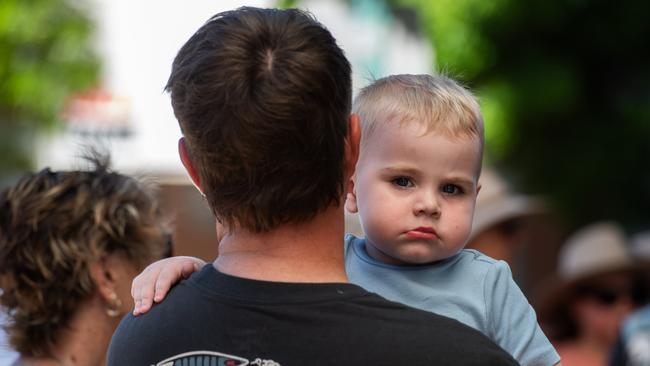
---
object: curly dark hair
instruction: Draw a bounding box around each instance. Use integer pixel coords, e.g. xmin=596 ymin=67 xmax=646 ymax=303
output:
xmin=166 ymin=7 xmax=352 ymax=232
xmin=0 ymin=157 xmax=170 ymax=357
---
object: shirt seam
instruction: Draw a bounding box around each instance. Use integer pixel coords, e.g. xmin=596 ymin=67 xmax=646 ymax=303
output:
xmin=185 ymin=276 xmax=373 ymax=306
xmin=483 ymin=263 xmax=494 ymax=338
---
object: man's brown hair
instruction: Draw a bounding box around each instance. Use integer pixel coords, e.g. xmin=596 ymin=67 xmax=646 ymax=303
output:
xmin=166 ymin=7 xmax=352 ymax=232
xmin=0 ymin=157 xmax=170 ymax=357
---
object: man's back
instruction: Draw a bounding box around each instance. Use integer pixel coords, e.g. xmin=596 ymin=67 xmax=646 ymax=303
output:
xmin=108 ymin=265 xmax=517 ymax=365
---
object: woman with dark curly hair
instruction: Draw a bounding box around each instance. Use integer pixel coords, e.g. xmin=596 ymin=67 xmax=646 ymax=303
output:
xmin=0 ymin=157 xmax=171 ymax=366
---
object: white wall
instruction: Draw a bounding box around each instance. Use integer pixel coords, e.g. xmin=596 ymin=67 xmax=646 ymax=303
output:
xmin=36 ymin=0 xmax=432 ymax=178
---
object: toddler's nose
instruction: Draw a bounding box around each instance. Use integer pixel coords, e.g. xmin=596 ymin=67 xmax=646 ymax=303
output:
xmin=413 ymin=192 xmax=440 ymax=217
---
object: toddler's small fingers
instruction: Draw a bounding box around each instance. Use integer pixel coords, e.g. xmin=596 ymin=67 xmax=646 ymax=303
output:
xmin=131 ymin=273 xmax=144 ymax=298
xmin=137 ymin=298 xmax=153 ymax=314
xmin=180 ymin=261 xmax=200 ymax=278
xmin=132 ymin=270 xmax=157 ymax=315
xmin=138 ymin=276 xmax=156 ymax=307
xmin=153 ymin=272 xmax=173 ymax=303
xmin=132 ymin=278 xmax=143 ymax=310
xmin=133 ymin=299 xmax=147 ymax=316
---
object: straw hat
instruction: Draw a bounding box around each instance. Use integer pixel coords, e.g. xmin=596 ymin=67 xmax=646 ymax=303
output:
xmin=556 ymin=221 xmax=637 ymax=284
xmin=537 ymin=221 xmax=645 ymax=339
xmin=470 ymin=167 xmax=545 ymax=240
xmin=631 ymin=230 xmax=650 ymax=260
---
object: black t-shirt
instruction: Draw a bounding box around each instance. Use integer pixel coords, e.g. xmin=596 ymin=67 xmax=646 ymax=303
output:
xmin=108 ymin=265 xmax=519 ymax=365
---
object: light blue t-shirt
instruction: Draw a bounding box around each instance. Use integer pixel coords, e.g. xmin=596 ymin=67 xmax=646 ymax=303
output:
xmin=619 ymin=305 xmax=650 ymax=365
xmin=0 ymin=312 xmax=18 ymax=365
xmin=345 ymin=235 xmax=560 ymax=366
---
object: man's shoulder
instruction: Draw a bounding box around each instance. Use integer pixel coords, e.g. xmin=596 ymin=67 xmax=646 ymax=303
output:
xmin=351 ymin=293 xmax=518 ymax=363
xmin=107 ymin=278 xmax=208 ymax=364
xmin=108 ymin=268 xmax=519 ymax=366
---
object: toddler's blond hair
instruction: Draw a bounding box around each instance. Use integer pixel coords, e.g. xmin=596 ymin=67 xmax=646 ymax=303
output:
xmin=353 ymin=74 xmax=484 ymax=158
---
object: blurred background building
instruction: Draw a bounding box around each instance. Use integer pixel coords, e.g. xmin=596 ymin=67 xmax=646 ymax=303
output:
xmin=1 ymin=0 xmax=649 ymax=298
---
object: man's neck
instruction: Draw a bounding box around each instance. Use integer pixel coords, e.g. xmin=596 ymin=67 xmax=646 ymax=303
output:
xmin=213 ymin=205 xmax=348 ymax=283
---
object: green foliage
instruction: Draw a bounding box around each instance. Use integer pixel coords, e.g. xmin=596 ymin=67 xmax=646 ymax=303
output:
xmin=0 ymin=0 xmax=100 ymax=181
xmin=393 ymin=0 xmax=505 ymax=78
xmin=391 ymin=0 xmax=650 ymax=229
xmin=276 ymin=0 xmax=300 ymax=9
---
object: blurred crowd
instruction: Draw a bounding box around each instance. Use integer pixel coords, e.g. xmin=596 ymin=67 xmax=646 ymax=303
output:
xmin=466 ymin=169 xmax=650 ymax=366
xmin=1 ymin=162 xmax=648 ymax=365
xmin=470 ymin=172 xmax=650 ymax=366
xmin=467 ymin=169 xmax=650 ymax=366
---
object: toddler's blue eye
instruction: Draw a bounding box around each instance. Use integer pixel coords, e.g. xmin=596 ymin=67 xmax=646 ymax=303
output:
xmin=393 ymin=177 xmax=412 ymax=187
xmin=442 ymin=184 xmax=461 ymax=194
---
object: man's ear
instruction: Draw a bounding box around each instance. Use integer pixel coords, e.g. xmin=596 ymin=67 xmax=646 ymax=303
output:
xmin=343 ymin=114 xmax=361 ymax=182
xmin=345 ymin=178 xmax=359 ymax=213
xmin=178 ymin=137 xmax=204 ymax=194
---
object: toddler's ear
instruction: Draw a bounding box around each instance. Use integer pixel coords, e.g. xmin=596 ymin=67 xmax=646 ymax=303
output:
xmin=345 ymin=178 xmax=358 ymax=213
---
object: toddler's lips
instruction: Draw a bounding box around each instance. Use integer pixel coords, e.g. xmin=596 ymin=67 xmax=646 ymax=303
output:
xmin=406 ymin=227 xmax=438 ymax=240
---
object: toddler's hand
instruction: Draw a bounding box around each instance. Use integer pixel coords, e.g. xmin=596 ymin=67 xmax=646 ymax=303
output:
xmin=131 ymin=256 xmax=206 ymax=315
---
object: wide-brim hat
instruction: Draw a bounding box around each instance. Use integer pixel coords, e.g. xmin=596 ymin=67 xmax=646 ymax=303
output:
xmin=470 ymin=167 xmax=546 ymax=240
xmin=536 ymin=221 xmax=646 ymax=327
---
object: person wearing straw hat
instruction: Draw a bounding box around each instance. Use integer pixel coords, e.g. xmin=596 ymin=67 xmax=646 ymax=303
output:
xmin=538 ymin=221 xmax=648 ymax=366
xmin=466 ymin=167 xmax=546 ymax=268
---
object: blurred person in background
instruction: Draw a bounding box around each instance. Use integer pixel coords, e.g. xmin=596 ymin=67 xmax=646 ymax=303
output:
xmin=538 ymin=221 xmax=648 ymax=366
xmin=465 ymin=166 xmax=546 ymax=268
xmin=610 ymin=230 xmax=650 ymax=366
xmin=0 ymin=157 xmax=170 ymax=366
xmin=610 ymin=304 xmax=650 ymax=366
